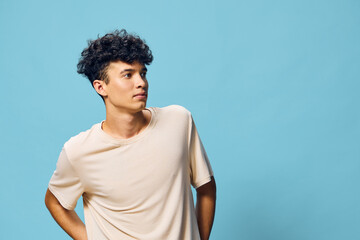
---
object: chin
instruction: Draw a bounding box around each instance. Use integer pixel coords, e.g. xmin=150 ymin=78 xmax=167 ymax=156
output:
xmin=134 ymin=103 xmax=147 ymax=111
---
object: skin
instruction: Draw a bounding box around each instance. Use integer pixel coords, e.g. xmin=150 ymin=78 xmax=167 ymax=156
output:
xmin=45 ymin=189 xmax=87 ymax=240
xmin=45 ymin=60 xmax=216 ymax=239
xmin=196 ymin=176 xmax=217 ymax=240
xmin=94 ymin=60 xmax=151 ymax=139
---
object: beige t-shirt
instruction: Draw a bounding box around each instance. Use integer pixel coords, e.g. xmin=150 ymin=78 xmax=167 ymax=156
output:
xmin=48 ymin=105 xmax=213 ymax=240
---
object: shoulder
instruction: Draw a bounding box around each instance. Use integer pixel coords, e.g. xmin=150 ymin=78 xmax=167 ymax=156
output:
xmin=156 ymin=104 xmax=192 ymax=118
xmin=64 ymin=125 xmax=96 ymax=148
xmin=152 ymin=105 xmax=193 ymax=130
xmin=63 ymin=123 xmax=100 ymax=160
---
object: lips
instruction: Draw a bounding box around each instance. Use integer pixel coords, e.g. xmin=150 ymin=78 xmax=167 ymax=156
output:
xmin=133 ymin=92 xmax=147 ymax=100
xmin=134 ymin=92 xmax=147 ymax=97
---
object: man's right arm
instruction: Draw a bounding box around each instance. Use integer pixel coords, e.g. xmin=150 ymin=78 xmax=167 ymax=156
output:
xmin=45 ymin=188 xmax=87 ymax=240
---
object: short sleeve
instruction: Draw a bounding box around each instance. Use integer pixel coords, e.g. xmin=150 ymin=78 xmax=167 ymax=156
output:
xmin=188 ymin=114 xmax=214 ymax=189
xmin=48 ymin=148 xmax=84 ymax=210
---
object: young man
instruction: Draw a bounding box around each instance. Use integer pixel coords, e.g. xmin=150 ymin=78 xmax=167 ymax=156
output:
xmin=45 ymin=29 xmax=216 ymax=240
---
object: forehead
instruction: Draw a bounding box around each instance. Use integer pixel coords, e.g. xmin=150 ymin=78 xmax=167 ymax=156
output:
xmin=107 ymin=60 xmax=145 ymax=73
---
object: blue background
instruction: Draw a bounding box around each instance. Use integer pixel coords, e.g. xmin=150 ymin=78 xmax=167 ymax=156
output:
xmin=1 ymin=0 xmax=359 ymax=239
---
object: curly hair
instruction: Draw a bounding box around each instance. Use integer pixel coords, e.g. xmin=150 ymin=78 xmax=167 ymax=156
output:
xmin=77 ymin=29 xmax=153 ymax=84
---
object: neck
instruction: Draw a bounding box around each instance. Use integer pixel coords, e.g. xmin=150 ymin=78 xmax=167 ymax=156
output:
xmin=102 ymin=106 xmax=151 ymax=139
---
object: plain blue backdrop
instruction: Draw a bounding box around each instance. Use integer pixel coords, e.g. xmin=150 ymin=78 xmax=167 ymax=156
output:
xmin=1 ymin=0 xmax=359 ymax=239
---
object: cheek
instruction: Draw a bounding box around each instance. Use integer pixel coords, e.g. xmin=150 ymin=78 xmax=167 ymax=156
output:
xmin=109 ymin=83 xmax=133 ymax=99
xmin=111 ymin=82 xmax=132 ymax=93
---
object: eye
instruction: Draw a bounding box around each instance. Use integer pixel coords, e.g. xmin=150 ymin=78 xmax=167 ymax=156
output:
xmin=124 ymin=73 xmax=132 ymax=78
xmin=140 ymin=72 xmax=147 ymax=78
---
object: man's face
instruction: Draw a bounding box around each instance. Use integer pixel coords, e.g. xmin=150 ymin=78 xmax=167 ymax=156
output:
xmin=96 ymin=60 xmax=149 ymax=113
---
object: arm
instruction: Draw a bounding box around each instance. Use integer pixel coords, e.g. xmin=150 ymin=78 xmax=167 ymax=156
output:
xmin=196 ymin=176 xmax=216 ymax=240
xmin=45 ymin=188 xmax=87 ymax=240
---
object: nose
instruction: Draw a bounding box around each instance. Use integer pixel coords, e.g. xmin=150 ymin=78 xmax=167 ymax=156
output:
xmin=135 ymin=73 xmax=147 ymax=89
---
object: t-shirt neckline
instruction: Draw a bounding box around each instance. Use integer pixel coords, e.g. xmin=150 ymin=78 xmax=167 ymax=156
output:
xmin=96 ymin=107 xmax=156 ymax=145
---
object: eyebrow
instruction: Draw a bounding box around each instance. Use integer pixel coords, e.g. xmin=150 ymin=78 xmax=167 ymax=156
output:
xmin=120 ymin=67 xmax=147 ymax=74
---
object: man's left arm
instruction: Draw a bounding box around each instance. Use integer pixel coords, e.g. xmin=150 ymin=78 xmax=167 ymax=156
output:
xmin=196 ymin=176 xmax=216 ymax=240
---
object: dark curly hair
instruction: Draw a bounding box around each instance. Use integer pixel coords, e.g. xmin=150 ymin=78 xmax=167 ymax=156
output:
xmin=77 ymin=29 xmax=153 ymax=85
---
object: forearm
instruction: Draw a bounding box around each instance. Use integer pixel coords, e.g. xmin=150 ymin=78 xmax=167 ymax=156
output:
xmin=45 ymin=189 xmax=87 ymax=240
xmin=196 ymin=178 xmax=216 ymax=240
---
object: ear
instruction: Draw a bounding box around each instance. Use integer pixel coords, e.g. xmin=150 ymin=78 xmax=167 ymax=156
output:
xmin=93 ymin=80 xmax=108 ymax=97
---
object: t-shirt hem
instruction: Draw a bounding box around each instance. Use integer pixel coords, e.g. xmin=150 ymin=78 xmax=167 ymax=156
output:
xmin=48 ymin=185 xmax=76 ymax=210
